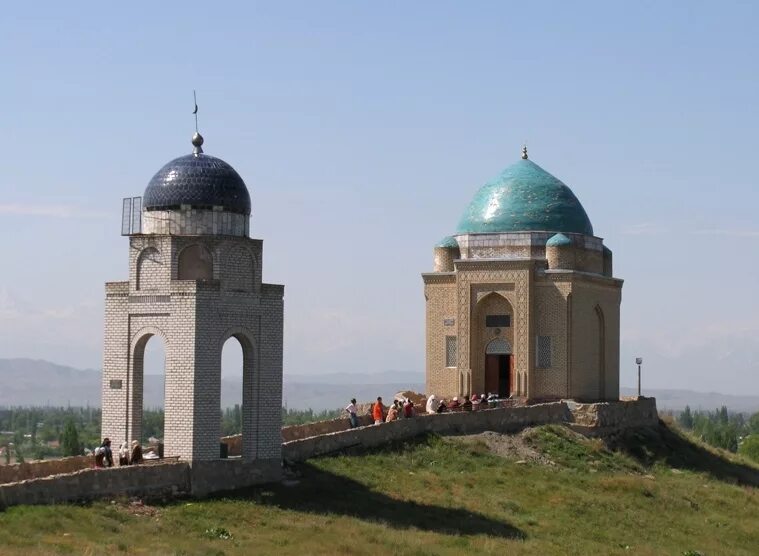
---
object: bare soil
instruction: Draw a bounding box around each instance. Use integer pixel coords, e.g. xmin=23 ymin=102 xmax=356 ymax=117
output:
xmin=448 ymin=429 xmax=554 ymax=465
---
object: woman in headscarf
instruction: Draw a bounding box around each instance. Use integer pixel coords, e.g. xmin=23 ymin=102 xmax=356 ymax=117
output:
xmin=118 ymin=442 xmax=129 ymax=466
xmin=425 ymin=394 xmax=439 ymax=415
xmin=130 ymin=440 xmax=143 ymax=465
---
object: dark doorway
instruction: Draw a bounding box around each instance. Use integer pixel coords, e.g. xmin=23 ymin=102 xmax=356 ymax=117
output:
xmin=485 ymin=354 xmax=511 ymax=398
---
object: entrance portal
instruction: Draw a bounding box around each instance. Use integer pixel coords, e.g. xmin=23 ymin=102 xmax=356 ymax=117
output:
xmin=485 ymin=338 xmax=512 ymax=398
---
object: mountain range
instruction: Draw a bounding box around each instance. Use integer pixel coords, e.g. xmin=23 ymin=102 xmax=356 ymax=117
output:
xmin=0 ymin=358 xmax=757 ymax=413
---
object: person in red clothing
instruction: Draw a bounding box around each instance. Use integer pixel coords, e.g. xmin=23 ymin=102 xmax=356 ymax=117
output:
xmin=372 ymin=396 xmax=385 ymax=424
xmin=403 ymin=399 xmax=415 ymax=418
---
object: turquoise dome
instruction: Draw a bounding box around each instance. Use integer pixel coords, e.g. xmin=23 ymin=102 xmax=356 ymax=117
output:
xmin=435 ymin=236 xmax=459 ymax=248
xmin=456 ymin=158 xmax=594 ymax=236
xmin=546 ymin=233 xmax=572 ymax=247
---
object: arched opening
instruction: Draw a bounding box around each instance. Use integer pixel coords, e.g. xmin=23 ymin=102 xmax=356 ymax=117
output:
xmin=218 ymin=330 xmax=256 ymax=460
xmin=177 ymin=244 xmax=213 ymax=281
xmin=221 ymin=337 xmax=244 ymax=457
xmin=472 ymin=292 xmax=514 ymax=397
xmin=131 ymin=332 xmax=166 ymax=452
xmin=595 ymin=305 xmax=606 ymax=400
xmin=136 ymin=247 xmax=161 ymax=291
xmin=485 ymin=337 xmax=513 ymax=398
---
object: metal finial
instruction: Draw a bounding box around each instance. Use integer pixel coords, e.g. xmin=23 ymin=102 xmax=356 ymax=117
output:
xmin=521 ymin=145 xmax=528 ymax=159
xmin=192 ymin=132 xmax=204 ymax=155
xmin=191 ymin=91 xmax=203 ymax=155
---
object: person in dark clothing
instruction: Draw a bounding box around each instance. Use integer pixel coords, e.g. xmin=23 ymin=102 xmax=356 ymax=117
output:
xmin=462 ymin=395 xmax=473 ymax=411
xmin=95 ymin=438 xmax=114 ymax=468
xmin=130 ymin=440 xmax=143 ymax=465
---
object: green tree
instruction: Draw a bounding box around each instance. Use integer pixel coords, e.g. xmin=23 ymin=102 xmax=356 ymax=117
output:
xmin=718 ymin=406 xmax=729 ymax=425
xmin=679 ymin=406 xmax=694 ymax=429
xmin=738 ymin=435 xmax=759 ymax=463
xmin=61 ymin=419 xmax=81 ymax=456
xmin=748 ymin=412 xmax=759 ymax=435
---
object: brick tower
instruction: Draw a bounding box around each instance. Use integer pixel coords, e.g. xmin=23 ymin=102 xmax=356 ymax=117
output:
xmin=102 ymin=131 xmax=284 ymax=462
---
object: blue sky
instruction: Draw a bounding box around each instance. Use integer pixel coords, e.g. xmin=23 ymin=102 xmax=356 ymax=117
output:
xmin=1 ymin=1 xmax=758 ymax=395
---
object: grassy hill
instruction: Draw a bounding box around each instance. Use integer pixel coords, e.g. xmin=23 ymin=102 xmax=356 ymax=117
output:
xmin=0 ymin=422 xmax=757 ymax=555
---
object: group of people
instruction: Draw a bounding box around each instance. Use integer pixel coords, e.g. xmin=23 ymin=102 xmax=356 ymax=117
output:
xmin=93 ymin=438 xmax=143 ymax=468
xmin=345 ymin=392 xmax=498 ymax=428
xmin=425 ymin=393 xmax=495 ymax=414
xmin=344 ymin=396 xmax=416 ymax=427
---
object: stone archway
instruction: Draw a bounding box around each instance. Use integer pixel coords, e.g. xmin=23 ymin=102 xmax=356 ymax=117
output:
xmin=218 ymin=327 xmax=258 ymax=461
xmin=471 ymin=292 xmax=515 ymax=396
xmin=128 ymin=327 xmax=169 ymax=451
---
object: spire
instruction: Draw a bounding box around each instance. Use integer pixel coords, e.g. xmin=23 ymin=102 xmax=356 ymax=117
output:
xmin=191 ymin=90 xmax=203 ymax=155
xmin=521 ymin=145 xmax=528 ymax=160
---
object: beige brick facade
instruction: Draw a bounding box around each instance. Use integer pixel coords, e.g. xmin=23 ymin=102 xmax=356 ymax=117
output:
xmin=423 ymin=232 xmax=622 ymax=402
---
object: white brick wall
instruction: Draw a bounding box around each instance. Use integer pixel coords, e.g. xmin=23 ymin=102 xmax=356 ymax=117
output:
xmin=102 ymin=216 xmax=283 ymax=462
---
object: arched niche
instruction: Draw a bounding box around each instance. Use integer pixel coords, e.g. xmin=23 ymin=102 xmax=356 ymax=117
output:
xmin=178 ymin=244 xmax=213 ymax=281
xmin=136 ymin=247 xmax=162 ymax=291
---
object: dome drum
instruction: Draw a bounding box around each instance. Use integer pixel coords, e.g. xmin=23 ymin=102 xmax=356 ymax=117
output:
xmin=142 ymin=207 xmax=249 ymax=237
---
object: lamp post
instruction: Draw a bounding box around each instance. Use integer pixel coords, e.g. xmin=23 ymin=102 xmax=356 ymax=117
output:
xmin=635 ymin=357 xmax=643 ymax=397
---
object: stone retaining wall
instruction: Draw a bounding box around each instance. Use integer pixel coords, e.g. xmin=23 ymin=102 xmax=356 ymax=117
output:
xmin=221 ymin=414 xmax=375 ymax=456
xmin=0 ymin=458 xmax=282 ymax=509
xmin=282 ymin=402 xmax=573 ymax=462
xmin=280 ymin=398 xmax=659 ymax=462
xmin=570 ymin=397 xmax=658 ymax=429
xmin=0 ymin=462 xmax=190 ymax=508
xmin=0 ymin=455 xmax=93 ymax=484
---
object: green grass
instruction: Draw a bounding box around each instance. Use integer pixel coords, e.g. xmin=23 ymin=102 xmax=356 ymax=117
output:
xmin=0 ymin=423 xmax=757 ymax=555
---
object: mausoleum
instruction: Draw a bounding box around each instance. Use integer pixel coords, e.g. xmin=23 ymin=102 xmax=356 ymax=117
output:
xmin=423 ymin=148 xmax=622 ymax=402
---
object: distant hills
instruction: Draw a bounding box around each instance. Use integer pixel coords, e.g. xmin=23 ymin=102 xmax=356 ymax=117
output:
xmin=0 ymin=358 xmax=757 ymax=413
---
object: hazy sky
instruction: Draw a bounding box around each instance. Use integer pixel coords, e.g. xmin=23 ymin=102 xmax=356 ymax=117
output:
xmin=1 ymin=1 xmax=758 ymax=395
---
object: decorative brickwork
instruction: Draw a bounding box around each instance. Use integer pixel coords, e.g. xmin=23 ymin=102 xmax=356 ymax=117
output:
xmin=423 ymin=230 xmax=622 ymax=402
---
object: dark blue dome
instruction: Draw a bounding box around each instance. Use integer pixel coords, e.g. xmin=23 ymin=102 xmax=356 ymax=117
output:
xmin=143 ymin=153 xmax=251 ymax=215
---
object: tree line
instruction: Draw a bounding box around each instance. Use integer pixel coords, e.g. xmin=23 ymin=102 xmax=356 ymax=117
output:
xmin=676 ymin=405 xmax=759 ymax=463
